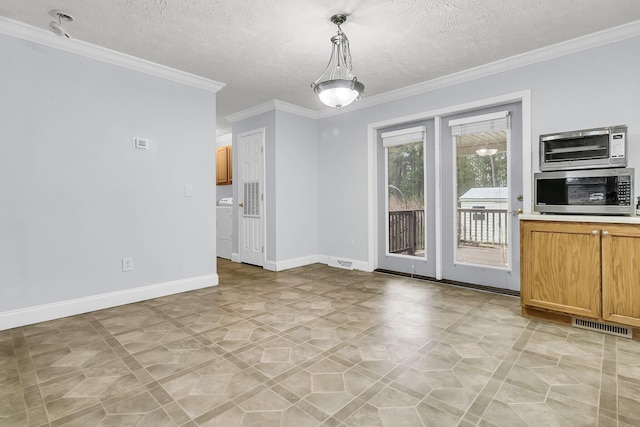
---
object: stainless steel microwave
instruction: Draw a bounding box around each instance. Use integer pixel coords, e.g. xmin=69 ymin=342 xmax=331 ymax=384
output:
xmin=534 ymin=168 xmax=634 ymax=215
xmin=539 ymin=125 xmax=627 ymax=171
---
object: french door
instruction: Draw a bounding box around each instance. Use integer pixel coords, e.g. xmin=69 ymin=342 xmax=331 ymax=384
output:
xmin=441 ymin=102 xmax=523 ymax=290
xmin=377 ymin=120 xmax=436 ymax=277
xmin=377 ymin=102 xmax=523 ymax=290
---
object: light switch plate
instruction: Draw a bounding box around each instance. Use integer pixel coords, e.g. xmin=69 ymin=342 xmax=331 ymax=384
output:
xmin=185 ymin=185 xmax=193 ymax=197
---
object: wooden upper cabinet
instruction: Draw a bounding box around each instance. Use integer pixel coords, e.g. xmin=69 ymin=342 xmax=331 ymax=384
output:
xmin=520 ymin=220 xmax=601 ymax=319
xmin=216 ymin=145 xmax=232 ymax=185
xmin=601 ymin=224 xmax=640 ymax=327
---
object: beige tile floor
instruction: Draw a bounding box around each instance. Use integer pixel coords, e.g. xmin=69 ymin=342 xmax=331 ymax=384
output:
xmin=1 ymin=259 xmax=639 ymax=426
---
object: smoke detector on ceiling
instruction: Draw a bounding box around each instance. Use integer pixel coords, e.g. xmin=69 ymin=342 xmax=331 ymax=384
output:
xmin=49 ymin=10 xmax=74 ymax=39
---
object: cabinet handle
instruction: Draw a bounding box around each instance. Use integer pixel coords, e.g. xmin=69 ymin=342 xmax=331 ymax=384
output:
xmin=602 ymin=230 xmax=609 ymax=236
xmin=592 ymin=230 xmax=598 ymax=235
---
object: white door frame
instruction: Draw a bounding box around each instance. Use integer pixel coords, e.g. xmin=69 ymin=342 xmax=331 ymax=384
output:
xmin=366 ymin=90 xmax=532 ymax=277
xmin=237 ymin=127 xmax=267 ymax=267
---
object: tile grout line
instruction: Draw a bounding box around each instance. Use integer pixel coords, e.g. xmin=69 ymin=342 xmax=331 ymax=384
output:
xmin=459 ymin=313 xmax=536 ymax=425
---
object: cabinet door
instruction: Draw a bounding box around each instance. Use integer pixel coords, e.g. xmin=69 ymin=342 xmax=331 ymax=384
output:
xmin=227 ymin=146 xmax=232 ymax=184
xmin=521 ymin=221 xmax=601 ymax=318
xmin=216 ymin=146 xmax=229 ymax=185
xmin=601 ymin=224 xmax=640 ymax=327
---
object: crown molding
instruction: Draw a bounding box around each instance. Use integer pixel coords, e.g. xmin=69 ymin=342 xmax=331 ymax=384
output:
xmin=273 ymin=99 xmax=318 ymax=120
xmin=317 ymin=19 xmax=640 ymax=118
xmin=0 ymin=16 xmax=225 ymax=93
xmin=226 ymin=99 xmax=318 ymax=123
xmin=225 ymin=100 xmax=277 ymax=123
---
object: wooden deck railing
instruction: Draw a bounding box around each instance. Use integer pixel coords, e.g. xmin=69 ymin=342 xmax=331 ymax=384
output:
xmin=389 ymin=210 xmax=425 ymax=256
xmin=389 ymin=208 xmax=507 ymax=256
xmin=457 ymin=208 xmax=508 ymax=246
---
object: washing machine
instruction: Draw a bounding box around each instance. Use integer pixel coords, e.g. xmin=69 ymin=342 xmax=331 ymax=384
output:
xmin=216 ymin=198 xmax=233 ymax=259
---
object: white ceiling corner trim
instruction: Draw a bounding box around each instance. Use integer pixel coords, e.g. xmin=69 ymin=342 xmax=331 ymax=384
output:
xmin=226 ymin=100 xmax=278 ymax=123
xmin=226 ymin=99 xmax=318 ymax=123
xmin=272 ymin=100 xmax=318 ymax=120
xmin=316 ymin=19 xmax=640 ymax=119
xmin=0 ymin=16 xmax=225 ymax=93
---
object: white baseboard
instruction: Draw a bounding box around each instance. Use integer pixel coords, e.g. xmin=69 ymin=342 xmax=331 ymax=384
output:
xmin=238 ymin=253 xmax=372 ymax=273
xmin=318 ymin=255 xmax=373 ymax=272
xmin=0 ymin=274 xmax=218 ymax=331
xmin=264 ymin=255 xmax=319 ymax=272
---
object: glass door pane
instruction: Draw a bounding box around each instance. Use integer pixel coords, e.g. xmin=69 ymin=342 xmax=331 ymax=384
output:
xmin=387 ymin=141 xmax=425 ymax=257
xmin=377 ymin=120 xmax=436 ymax=279
xmin=455 ymin=129 xmax=509 ymax=268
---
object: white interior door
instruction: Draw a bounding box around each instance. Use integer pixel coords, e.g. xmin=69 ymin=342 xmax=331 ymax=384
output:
xmin=237 ymin=129 xmax=265 ymax=267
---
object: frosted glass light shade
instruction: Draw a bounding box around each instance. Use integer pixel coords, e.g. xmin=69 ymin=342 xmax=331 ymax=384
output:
xmin=314 ymin=79 xmax=364 ymax=109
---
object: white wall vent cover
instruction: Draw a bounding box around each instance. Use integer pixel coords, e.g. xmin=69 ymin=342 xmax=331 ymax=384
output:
xmin=327 ymin=258 xmax=354 ymax=270
xmin=243 ymin=182 xmax=260 ymax=217
xmin=572 ymin=317 xmax=632 ymax=339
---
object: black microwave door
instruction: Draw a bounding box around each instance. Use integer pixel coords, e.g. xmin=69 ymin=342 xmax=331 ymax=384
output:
xmin=537 ymin=176 xmax=625 ymax=206
xmin=536 ymin=178 xmax=568 ymax=205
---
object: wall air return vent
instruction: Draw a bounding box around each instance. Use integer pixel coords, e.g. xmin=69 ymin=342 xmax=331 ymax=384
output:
xmin=327 ymin=258 xmax=353 ymax=270
xmin=243 ymin=182 xmax=260 ymax=217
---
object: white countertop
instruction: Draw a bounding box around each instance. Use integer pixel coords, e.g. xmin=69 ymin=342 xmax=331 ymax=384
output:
xmin=520 ymin=213 xmax=640 ymax=224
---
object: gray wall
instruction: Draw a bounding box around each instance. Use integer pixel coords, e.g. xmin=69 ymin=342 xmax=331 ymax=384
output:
xmin=274 ymin=110 xmax=318 ymax=262
xmin=317 ymin=35 xmax=640 ymax=263
xmin=0 ymin=33 xmax=218 ymax=312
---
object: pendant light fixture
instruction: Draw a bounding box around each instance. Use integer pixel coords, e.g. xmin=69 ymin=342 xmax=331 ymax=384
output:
xmin=311 ymin=14 xmax=365 ymax=109
xmin=49 ymin=10 xmax=74 ymax=39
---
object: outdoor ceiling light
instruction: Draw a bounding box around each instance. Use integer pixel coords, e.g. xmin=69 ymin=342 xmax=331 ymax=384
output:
xmin=311 ymin=14 xmax=365 ymax=109
xmin=476 ymin=148 xmax=498 ymax=156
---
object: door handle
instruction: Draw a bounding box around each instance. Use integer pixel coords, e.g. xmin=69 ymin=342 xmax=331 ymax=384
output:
xmin=239 ymin=202 xmax=244 ymax=207
xmin=511 ymin=208 xmax=523 ymax=215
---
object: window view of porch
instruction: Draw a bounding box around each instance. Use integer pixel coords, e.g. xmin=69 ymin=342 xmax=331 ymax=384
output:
xmin=457 ymin=202 xmax=508 ymax=267
xmin=455 ymin=127 xmax=509 ymax=268
xmin=385 ymin=124 xmax=509 ymax=268
xmin=388 ymin=205 xmax=508 ymax=265
xmin=387 ymin=140 xmax=425 ymax=257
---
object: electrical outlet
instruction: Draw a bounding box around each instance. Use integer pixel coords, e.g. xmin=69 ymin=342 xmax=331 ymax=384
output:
xmin=122 ymin=257 xmax=133 ymax=272
xmin=348 ymin=238 xmax=355 ymax=247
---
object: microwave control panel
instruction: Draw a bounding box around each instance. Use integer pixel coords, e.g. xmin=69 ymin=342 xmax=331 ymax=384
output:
xmin=618 ymin=175 xmax=631 ymax=205
xmin=610 ymin=132 xmax=626 ymax=159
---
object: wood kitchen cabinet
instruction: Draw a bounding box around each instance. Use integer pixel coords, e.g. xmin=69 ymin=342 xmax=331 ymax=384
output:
xmin=521 ymin=219 xmax=640 ymax=331
xmin=601 ymin=224 xmax=640 ymax=327
xmin=521 ymin=221 xmax=601 ymax=319
xmin=216 ymin=145 xmax=232 ymax=185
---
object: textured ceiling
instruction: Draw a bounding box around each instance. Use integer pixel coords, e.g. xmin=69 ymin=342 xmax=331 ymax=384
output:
xmin=2 ymin=1 xmax=640 ymax=135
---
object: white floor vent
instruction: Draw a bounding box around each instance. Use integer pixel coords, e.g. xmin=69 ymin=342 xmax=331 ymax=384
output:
xmin=572 ymin=317 xmax=632 ymax=339
xmin=327 ymin=258 xmax=353 ymax=270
